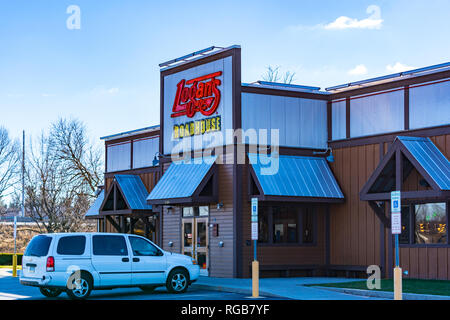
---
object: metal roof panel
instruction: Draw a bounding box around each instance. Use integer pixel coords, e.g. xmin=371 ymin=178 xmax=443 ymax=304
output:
xmin=147 ymin=156 xmax=217 ymax=201
xmin=248 ymin=153 xmax=344 ymax=199
xmin=115 ymin=175 xmax=152 ymax=210
xmin=398 ymin=136 xmax=450 ymax=190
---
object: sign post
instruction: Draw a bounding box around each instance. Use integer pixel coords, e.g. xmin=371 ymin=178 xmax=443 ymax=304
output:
xmin=251 ymin=197 xmax=259 ymax=298
xmin=12 ymin=216 xmax=17 ymax=277
xmin=391 ymin=191 xmax=402 ymax=300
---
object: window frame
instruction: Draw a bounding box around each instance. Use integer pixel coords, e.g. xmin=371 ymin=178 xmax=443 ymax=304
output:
xmin=257 ymin=205 xmax=317 ymax=247
xmin=399 ymin=200 xmax=449 ymax=247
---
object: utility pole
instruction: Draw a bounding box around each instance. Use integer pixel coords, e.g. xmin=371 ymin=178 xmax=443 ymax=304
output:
xmin=22 ymin=130 xmax=25 ymax=218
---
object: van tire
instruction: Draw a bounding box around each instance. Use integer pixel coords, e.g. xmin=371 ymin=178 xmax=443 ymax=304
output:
xmin=39 ymin=287 xmax=63 ymax=298
xmin=166 ymin=268 xmax=189 ymax=293
xmin=66 ymin=272 xmax=93 ymax=300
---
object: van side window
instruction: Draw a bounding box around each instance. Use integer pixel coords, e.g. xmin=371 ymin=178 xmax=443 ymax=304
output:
xmin=129 ymin=236 xmax=161 ymax=256
xmin=93 ymin=235 xmax=128 ymax=256
xmin=57 ymin=236 xmax=86 ymax=255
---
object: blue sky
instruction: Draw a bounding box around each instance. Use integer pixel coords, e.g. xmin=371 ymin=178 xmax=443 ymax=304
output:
xmin=1 ymin=0 xmax=449 ymax=145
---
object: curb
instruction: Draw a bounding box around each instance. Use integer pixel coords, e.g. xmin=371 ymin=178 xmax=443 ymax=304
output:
xmin=314 ymin=286 xmax=450 ymax=300
xmin=191 ymin=283 xmax=289 ymax=299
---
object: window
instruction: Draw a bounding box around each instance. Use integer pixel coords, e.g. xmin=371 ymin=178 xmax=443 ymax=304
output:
xmin=93 ymin=235 xmax=128 ymax=256
xmin=183 ymin=207 xmax=194 ymax=217
xmin=57 ymin=236 xmax=86 ymax=255
xmin=273 ymin=207 xmax=298 ymax=243
xmin=399 ymin=206 xmax=410 ymax=244
xmin=25 ymin=235 xmax=52 ymax=257
xmin=255 ymin=206 xmax=315 ymax=245
xmin=414 ymin=203 xmax=447 ymax=244
xmin=398 ymin=202 xmax=447 ymax=245
xmin=129 ymin=236 xmax=161 ymax=256
xmin=106 ymin=142 xmax=131 ymax=172
xmin=182 ymin=206 xmax=209 ymax=217
xmin=302 ymin=208 xmax=313 ymax=243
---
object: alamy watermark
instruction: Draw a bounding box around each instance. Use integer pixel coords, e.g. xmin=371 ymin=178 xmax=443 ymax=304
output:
xmin=169 ymin=128 xmax=281 ymax=175
xmin=66 ymin=5 xmax=81 ymax=30
xmin=366 ymin=265 xmax=381 ymax=290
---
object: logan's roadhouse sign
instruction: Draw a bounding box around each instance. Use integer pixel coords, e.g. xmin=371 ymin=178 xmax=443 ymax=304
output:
xmin=163 ymin=56 xmax=233 ymax=154
xmin=172 ymin=71 xmax=222 ymax=139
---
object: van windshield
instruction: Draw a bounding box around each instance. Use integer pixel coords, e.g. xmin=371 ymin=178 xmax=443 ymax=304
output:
xmin=24 ymin=235 xmax=52 ymax=257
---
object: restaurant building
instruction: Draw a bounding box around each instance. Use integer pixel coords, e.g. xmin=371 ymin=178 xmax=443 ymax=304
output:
xmin=86 ymin=45 xmax=450 ymax=280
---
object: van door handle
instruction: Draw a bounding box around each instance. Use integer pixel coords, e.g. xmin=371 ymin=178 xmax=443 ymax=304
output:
xmin=122 ymin=258 xmax=129 ymax=262
xmin=133 ymin=258 xmax=140 ymax=262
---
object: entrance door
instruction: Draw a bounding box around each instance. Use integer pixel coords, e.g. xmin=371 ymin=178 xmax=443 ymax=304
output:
xmin=182 ymin=217 xmax=209 ymax=276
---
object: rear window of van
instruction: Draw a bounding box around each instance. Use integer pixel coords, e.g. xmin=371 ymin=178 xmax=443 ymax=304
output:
xmin=24 ymin=235 xmax=52 ymax=257
xmin=57 ymin=236 xmax=86 ymax=255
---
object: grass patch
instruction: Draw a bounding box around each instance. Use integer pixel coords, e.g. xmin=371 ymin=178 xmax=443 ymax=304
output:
xmin=308 ymin=279 xmax=450 ymax=296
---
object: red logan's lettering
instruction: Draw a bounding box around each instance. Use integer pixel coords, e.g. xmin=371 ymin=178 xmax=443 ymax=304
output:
xmin=171 ymin=71 xmax=222 ymax=118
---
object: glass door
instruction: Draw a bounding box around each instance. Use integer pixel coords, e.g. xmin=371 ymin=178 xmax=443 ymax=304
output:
xmin=195 ymin=217 xmax=208 ymax=275
xmin=182 ymin=217 xmax=209 ymax=276
xmin=182 ymin=219 xmax=194 ymax=258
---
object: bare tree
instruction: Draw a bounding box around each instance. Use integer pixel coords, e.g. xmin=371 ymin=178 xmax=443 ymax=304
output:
xmin=262 ymin=65 xmax=296 ymax=84
xmin=49 ymin=118 xmax=103 ymax=198
xmin=0 ymin=127 xmax=20 ymax=214
xmin=24 ymin=118 xmax=102 ymax=233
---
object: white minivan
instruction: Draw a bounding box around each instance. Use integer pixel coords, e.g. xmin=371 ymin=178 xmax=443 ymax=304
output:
xmin=20 ymin=232 xmax=200 ymax=299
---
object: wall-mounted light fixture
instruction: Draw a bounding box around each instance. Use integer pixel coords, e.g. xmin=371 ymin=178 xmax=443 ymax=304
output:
xmin=217 ymin=202 xmax=224 ymax=210
xmin=313 ymin=147 xmax=334 ymax=163
xmin=168 ymin=241 xmax=173 ymax=247
xmin=152 ymin=151 xmax=170 ymax=166
xmin=218 ymin=241 xmax=224 ymax=247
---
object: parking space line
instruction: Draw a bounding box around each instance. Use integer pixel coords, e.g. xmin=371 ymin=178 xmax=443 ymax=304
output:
xmin=0 ymin=292 xmax=31 ymax=300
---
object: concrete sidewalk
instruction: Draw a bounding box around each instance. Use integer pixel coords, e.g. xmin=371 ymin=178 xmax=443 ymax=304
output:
xmin=192 ymin=276 xmax=385 ymax=300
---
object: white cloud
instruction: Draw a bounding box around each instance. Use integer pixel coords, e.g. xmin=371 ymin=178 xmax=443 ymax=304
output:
xmin=386 ymin=62 xmax=416 ymax=73
xmin=91 ymin=86 xmax=120 ymax=96
xmin=287 ymin=5 xmax=383 ymax=31
xmin=348 ymin=64 xmax=368 ymax=76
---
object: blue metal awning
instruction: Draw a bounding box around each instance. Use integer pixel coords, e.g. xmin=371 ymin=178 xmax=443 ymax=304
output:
xmin=147 ymin=156 xmax=217 ymax=205
xmin=360 ymin=136 xmax=450 ymax=201
xmin=398 ymin=136 xmax=450 ymax=190
xmin=85 ymin=190 xmax=105 ymax=219
xmin=115 ymin=175 xmax=153 ymax=210
xmin=248 ymin=153 xmax=344 ymax=202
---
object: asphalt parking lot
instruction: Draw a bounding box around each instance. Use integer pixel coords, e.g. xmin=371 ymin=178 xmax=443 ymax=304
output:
xmin=0 ymin=269 xmax=284 ymax=300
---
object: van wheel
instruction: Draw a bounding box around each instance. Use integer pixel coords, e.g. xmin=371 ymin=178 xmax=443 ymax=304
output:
xmin=166 ymin=268 xmax=189 ymax=293
xmin=39 ymin=287 xmax=63 ymax=298
xmin=139 ymin=286 xmax=156 ymax=293
xmin=66 ymin=273 xmax=92 ymax=300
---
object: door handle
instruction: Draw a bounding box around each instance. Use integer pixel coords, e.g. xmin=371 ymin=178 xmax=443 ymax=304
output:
xmin=122 ymin=258 xmax=129 ymax=262
xmin=133 ymin=258 xmax=140 ymax=262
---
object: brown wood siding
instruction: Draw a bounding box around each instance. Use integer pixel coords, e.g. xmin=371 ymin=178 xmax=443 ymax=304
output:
xmin=209 ymin=156 xmax=234 ymax=278
xmin=331 ymin=133 xmax=450 ymax=280
xmin=329 ymin=144 xmax=381 ymax=268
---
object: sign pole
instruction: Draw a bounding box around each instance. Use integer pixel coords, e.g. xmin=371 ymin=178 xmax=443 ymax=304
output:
xmin=251 ymin=198 xmax=259 ymax=298
xmin=391 ymin=191 xmax=402 ymax=300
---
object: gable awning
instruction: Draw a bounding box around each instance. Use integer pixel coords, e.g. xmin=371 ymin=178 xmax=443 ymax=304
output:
xmin=85 ymin=190 xmax=105 ymax=219
xmin=360 ymin=136 xmax=450 ymax=202
xmin=100 ymin=174 xmax=153 ymax=216
xmin=248 ymin=153 xmax=344 ymax=203
xmin=146 ymin=156 xmax=218 ymax=205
